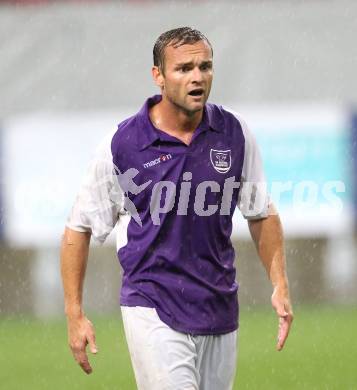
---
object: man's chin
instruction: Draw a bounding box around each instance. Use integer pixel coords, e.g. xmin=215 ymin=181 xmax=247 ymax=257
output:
xmin=184 ymin=104 xmax=204 ymax=116
xmin=186 ymin=98 xmax=206 ymax=112
xmin=167 ymin=95 xmax=206 ymax=115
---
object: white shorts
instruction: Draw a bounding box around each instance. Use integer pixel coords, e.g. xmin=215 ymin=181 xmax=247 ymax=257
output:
xmin=121 ymin=306 xmax=238 ymax=390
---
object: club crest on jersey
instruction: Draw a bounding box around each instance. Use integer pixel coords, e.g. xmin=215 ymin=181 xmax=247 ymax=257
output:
xmin=210 ymin=149 xmax=231 ymax=173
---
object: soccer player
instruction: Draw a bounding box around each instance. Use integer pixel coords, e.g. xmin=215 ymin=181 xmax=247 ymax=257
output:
xmin=61 ymin=27 xmax=293 ymax=389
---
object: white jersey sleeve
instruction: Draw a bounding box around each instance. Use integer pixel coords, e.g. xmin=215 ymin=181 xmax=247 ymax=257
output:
xmin=66 ymin=132 xmax=125 ymax=244
xmin=231 ymin=111 xmax=270 ymax=219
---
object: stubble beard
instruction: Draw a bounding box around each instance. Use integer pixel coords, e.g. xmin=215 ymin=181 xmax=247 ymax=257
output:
xmin=166 ymin=91 xmax=208 ymax=118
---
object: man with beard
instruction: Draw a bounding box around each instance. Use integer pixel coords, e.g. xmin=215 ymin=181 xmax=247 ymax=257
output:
xmin=61 ymin=27 xmax=293 ymax=390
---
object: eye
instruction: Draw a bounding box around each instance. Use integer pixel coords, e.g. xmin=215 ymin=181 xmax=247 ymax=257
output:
xmin=200 ymin=63 xmax=212 ymax=71
xmin=180 ymin=66 xmax=190 ymax=73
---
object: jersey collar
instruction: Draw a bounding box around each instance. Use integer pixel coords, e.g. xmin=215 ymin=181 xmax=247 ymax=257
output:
xmin=136 ymin=95 xmax=222 ymax=151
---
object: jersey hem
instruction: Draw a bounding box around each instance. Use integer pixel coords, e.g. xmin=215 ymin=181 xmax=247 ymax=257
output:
xmin=120 ymin=299 xmax=239 ymax=336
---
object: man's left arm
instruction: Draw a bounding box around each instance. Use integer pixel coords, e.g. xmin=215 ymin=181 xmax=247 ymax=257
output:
xmin=248 ymin=203 xmax=293 ymax=351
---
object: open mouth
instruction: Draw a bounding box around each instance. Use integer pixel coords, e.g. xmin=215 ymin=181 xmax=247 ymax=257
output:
xmin=188 ymin=89 xmax=204 ymax=97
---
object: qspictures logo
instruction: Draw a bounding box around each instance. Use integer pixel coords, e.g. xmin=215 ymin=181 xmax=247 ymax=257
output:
xmin=143 ymin=153 xmax=172 ymax=168
xmin=89 ymin=160 xmax=346 ymax=229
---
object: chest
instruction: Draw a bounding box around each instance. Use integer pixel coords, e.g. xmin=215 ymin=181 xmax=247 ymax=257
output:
xmin=118 ymin=133 xmax=243 ymax=184
xmin=113 ymin=131 xmax=245 ymax=216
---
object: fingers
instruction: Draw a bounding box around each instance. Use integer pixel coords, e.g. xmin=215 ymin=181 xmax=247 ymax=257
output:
xmin=71 ymin=343 xmax=93 ymax=374
xmin=88 ymin=330 xmax=98 ymax=354
xmin=68 ymin=318 xmax=98 ymax=374
xmin=271 ymin=287 xmax=293 ymax=351
xmin=276 ymin=312 xmax=293 ymax=351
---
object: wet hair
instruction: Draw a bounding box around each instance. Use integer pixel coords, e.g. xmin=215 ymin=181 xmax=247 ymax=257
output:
xmin=153 ymin=27 xmax=213 ymax=72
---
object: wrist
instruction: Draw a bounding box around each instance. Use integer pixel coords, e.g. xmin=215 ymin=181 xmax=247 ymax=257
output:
xmin=65 ymin=305 xmax=83 ymax=319
xmin=272 ymin=279 xmax=289 ymax=291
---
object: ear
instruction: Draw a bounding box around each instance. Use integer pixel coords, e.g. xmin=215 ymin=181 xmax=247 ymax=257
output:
xmin=152 ymin=66 xmax=165 ymax=89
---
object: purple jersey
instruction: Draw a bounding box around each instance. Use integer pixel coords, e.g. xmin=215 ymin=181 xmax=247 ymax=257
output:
xmin=67 ymin=95 xmax=269 ymax=335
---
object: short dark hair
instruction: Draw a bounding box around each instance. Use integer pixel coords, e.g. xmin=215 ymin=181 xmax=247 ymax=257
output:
xmin=153 ymin=27 xmax=212 ymax=71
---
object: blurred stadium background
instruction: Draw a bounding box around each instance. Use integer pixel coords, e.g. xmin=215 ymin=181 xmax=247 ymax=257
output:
xmin=0 ymin=0 xmax=357 ymax=389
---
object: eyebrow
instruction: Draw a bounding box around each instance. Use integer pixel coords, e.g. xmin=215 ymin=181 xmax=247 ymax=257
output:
xmin=175 ymin=60 xmax=213 ymax=67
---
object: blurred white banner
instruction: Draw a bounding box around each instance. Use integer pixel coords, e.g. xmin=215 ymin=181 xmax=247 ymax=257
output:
xmin=2 ymin=105 xmax=353 ymax=246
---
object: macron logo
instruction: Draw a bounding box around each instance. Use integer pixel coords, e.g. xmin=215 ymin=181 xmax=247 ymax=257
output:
xmin=143 ymin=153 xmax=172 ymax=168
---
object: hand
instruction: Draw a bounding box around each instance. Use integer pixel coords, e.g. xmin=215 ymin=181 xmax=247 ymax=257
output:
xmin=67 ymin=314 xmax=98 ymax=374
xmin=271 ymin=286 xmax=293 ymax=351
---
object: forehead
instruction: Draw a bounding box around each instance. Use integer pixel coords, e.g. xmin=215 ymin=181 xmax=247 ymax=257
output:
xmin=164 ymin=40 xmax=212 ymax=66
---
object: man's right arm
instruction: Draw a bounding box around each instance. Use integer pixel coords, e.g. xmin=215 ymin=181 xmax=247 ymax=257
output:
xmin=60 ymin=227 xmax=98 ymax=374
xmin=61 ymin=131 xmax=123 ymax=373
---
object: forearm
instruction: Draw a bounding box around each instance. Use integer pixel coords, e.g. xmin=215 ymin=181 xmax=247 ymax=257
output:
xmin=248 ymin=206 xmax=288 ymax=290
xmin=60 ymin=227 xmax=91 ymax=318
xmin=248 ymin=205 xmax=293 ymax=349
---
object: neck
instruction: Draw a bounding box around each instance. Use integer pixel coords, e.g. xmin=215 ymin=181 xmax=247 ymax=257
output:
xmin=150 ymin=95 xmax=203 ymax=134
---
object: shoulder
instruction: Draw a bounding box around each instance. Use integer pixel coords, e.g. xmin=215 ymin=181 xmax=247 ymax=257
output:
xmin=207 ymin=104 xmax=261 ymax=160
xmin=111 ymin=114 xmax=139 ymax=156
xmin=206 ymin=103 xmax=251 ymax=138
xmin=221 ymin=105 xmax=249 ymax=134
xmin=220 ymin=105 xmax=257 ymax=147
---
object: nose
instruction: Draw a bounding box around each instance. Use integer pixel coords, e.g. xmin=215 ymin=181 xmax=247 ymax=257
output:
xmin=191 ymin=66 xmax=203 ymax=84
